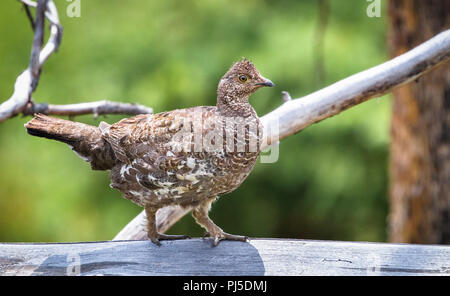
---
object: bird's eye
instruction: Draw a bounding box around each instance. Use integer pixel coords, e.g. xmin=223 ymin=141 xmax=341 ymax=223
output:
xmin=238 ymin=74 xmax=248 ymax=83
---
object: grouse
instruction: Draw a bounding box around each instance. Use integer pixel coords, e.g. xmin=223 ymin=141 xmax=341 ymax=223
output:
xmin=25 ymin=59 xmax=274 ymax=246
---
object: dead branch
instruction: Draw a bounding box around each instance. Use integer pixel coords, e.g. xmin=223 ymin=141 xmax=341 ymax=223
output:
xmin=0 ymin=0 xmax=60 ymax=123
xmin=22 ymin=100 xmax=153 ymax=118
xmin=113 ymin=206 xmax=191 ymax=240
xmin=261 ymin=29 xmax=450 ymax=148
xmin=22 ymin=2 xmax=35 ymax=31
xmin=114 ymin=29 xmax=450 ymax=241
xmin=0 ymin=1 xmax=151 ymax=123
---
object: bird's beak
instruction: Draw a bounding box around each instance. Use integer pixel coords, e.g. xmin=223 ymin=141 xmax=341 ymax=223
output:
xmin=255 ymin=78 xmax=275 ymax=87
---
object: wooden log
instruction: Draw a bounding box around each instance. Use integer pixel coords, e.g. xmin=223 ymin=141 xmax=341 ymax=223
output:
xmin=1 ymin=239 xmax=449 ymax=276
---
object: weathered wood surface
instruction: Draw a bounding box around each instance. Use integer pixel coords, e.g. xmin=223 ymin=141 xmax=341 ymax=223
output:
xmin=1 ymin=239 xmax=449 ymax=276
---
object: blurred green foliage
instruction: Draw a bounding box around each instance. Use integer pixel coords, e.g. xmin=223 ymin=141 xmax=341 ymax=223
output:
xmin=0 ymin=0 xmax=389 ymax=242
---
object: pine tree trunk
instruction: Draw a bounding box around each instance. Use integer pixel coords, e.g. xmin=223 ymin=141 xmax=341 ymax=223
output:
xmin=388 ymin=0 xmax=450 ymax=244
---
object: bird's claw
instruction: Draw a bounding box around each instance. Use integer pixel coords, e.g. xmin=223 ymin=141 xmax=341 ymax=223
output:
xmin=202 ymin=231 xmax=248 ymax=247
xmin=149 ymin=233 xmax=191 ymax=246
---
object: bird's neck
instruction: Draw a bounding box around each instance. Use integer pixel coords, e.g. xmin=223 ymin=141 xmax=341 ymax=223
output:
xmin=217 ymin=93 xmax=255 ymax=118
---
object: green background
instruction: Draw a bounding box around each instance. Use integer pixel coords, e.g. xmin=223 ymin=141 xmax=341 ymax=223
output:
xmin=0 ymin=0 xmax=390 ymax=242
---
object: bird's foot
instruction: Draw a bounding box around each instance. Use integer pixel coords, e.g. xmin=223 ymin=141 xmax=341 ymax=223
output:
xmin=203 ymin=230 xmax=248 ymax=247
xmin=149 ymin=233 xmax=191 ymax=246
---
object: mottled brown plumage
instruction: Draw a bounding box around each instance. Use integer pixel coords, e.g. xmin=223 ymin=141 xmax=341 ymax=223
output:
xmin=25 ymin=59 xmax=274 ymax=246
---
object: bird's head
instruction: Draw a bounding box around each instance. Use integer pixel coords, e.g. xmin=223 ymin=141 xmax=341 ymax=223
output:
xmin=217 ymin=58 xmax=274 ymax=102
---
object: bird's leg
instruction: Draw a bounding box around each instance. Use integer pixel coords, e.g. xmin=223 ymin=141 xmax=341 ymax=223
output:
xmin=192 ymin=197 xmax=248 ymax=246
xmin=145 ymin=206 xmax=190 ymax=246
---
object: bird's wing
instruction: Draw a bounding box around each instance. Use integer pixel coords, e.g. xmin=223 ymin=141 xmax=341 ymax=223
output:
xmin=102 ymin=106 xmax=217 ymax=164
xmin=105 ymin=107 xmax=220 ymax=196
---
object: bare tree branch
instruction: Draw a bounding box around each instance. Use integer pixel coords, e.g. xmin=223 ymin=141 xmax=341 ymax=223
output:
xmin=22 ymin=2 xmax=35 ymax=31
xmin=22 ymin=100 xmax=153 ymax=118
xmin=0 ymin=0 xmax=60 ymax=123
xmin=1 ymin=1 xmax=151 ymax=123
xmin=114 ymin=29 xmax=450 ymax=241
xmin=113 ymin=206 xmax=191 ymax=241
xmin=20 ymin=0 xmax=61 ymax=27
xmin=260 ymin=29 xmax=450 ymax=148
xmin=281 ymin=91 xmax=292 ymax=103
xmin=35 ymin=0 xmax=62 ymax=66
xmin=29 ymin=0 xmax=47 ymax=88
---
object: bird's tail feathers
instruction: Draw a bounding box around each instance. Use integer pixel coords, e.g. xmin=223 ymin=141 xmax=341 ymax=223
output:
xmin=25 ymin=114 xmax=116 ymax=170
